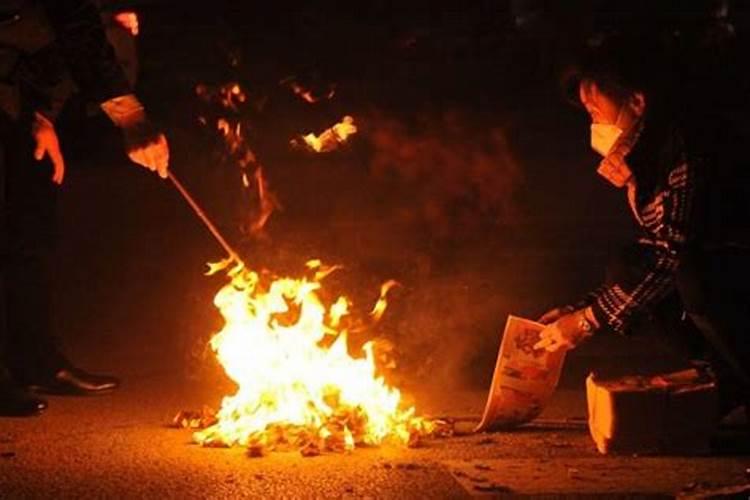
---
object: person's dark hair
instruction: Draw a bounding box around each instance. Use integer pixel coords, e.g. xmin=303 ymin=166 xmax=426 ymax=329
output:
xmin=561 ymin=32 xmax=671 ymax=110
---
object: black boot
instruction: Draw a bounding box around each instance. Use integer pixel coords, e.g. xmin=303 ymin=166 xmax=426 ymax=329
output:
xmin=28 ymin=364 xmax=120 ymax=396
xmin=0 ymin=368 xmax=47 ymax=417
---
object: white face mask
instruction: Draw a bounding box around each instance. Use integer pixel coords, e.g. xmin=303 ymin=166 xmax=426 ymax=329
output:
xmin=590 ymin=123 xmax=623 ymax=157
xmin=592 ymin=114 xmax=633 ymax=188
xmin=589 ymin=102 xmax=627 ymax=157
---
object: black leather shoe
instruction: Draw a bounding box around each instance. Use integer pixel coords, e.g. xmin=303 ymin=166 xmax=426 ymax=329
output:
xmin=0 ymin=378 xmax=47 ymax=417
xmin=29 ymin=366 xmax=120 ymax=396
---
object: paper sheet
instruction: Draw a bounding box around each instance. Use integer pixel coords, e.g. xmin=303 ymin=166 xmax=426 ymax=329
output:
xmin=475 ymin=315 xmax=566 ymax=431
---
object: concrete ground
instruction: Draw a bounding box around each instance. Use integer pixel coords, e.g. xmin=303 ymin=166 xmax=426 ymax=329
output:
xmin=1 ymin=346 xmax=748 ymax=498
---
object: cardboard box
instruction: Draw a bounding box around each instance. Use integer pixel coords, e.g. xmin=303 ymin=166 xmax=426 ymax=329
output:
xmin=586 ymin=369 xmax=718 ymax=455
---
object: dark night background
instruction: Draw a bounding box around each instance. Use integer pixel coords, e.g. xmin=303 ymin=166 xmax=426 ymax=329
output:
xmin=50 ymin=1 xmax=750 ymax=403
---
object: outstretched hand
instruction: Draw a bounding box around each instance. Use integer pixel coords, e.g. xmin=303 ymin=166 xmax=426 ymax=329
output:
xmin=537 ymin=305 xmax=574 ymax=325
xmin=534 ymin=309 xmax=594 ymax=353
xmin=100 ymin=94 xmax=169 ymax=179
xmin=122 ymin=119 xmax=169 ymax=179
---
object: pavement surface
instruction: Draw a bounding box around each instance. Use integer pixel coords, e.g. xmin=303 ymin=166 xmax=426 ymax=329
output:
xmin=1 ymin=351 xmax=748 ymax=499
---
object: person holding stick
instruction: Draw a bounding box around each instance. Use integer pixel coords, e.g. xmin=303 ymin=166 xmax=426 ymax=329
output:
xmin=1 ymin=0 xmax=168 ymax=416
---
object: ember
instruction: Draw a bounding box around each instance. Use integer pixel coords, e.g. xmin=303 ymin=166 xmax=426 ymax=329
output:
xmin=280 ymin=75 xmax=336 ymax=104
xmin=197 ymin=81 xmax=281 ymax=237
xmin=192 ymin=259 xmax=435 ymax=456
xmin=171 ymin=406 xmax=218 ymax=430
xmin=293 ymin=115 xmax=357 ymax=153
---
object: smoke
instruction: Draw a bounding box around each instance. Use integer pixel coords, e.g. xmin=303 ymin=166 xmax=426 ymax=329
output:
xmin=324 ymin=108 xmax=527 ymax=394
xmin=366 ymin=109 xmax=522 ymax=240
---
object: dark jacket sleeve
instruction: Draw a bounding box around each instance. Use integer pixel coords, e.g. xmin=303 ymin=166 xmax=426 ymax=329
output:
xmin=589 ymin=157 xmax=700 ymax=334
xmin=41 ymin=0 xmax=130 ymax=104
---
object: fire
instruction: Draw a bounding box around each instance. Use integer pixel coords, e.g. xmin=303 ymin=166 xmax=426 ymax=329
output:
xmin=114 ymin=12 xmax=139 ymax=36
xmin=280 ymin=76 xmax=336 ymax=103
xmin=370 ymin=280 xmax=400 ymax=322
xmin=188 ymin=79 xmax=432 ymax=455
xmin=193 ymin=260 xmax=433 ymax=453
xmin=197 ymin=82 xmax=281 ymax=236
xmin=289 ymin=82 xmax=336 ymax=104
xmin=196 ymin=82 xmax=247 ymax=112
xmin=294 ymin=116 xmax=358 ymax=153
xmin=246 ymin=168 xmax=279 ymax=236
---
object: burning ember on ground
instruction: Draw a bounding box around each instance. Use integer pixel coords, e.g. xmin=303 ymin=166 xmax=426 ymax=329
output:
xmin=187 ymin=259 xmax=434 ymax=456
xmin=294 ymin=115 xmax=358 ymax=153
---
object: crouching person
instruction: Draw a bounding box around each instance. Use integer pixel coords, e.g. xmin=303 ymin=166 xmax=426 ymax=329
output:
xmin=535 ymin=34 xmax=750 ymax=422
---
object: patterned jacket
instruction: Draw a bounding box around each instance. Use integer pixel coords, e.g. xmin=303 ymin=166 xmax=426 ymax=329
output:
xmin=0 ymin=0 xmax=130 ymax=120
xmin=583 ymin=111 xmax=749 ymax=334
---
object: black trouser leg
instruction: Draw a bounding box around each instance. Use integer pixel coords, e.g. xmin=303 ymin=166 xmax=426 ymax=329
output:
xmin=605 ymin=244 xmax=750 ymax=411
xmin=1 ymin=116 xmax=64 ymax=381
xmin=676 ymin=249 xmax=750 ymax=410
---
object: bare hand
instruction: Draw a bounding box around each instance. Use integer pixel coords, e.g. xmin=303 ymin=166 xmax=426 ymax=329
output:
xmin=537 ymin=305 xmax=574 ymax=325
xmin=32 ymin=113 xmax=65 ymax=185
xmin=101 ymin=94 xmax=169 ymax=178
xmin=534 ymin=310 xmax=593 ymax=352
xmin=122 ymin=119 xmax=169 ymax=179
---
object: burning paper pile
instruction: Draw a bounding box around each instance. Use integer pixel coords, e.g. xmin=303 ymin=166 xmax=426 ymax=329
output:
xmin=171 ymin=406 xmax=218 ymax=430
xmin=191 ymin=259 xmax=434 ymax=456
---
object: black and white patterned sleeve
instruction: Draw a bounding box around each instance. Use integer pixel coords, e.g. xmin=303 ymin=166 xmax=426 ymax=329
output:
xmin=589 ymin=161 xmax=697 ymax=334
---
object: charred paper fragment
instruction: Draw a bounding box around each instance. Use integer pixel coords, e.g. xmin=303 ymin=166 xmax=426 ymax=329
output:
xmin=170 ymin=406 xmax=218 ymax=430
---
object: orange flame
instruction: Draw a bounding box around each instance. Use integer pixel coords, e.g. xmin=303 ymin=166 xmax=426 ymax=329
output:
xmin=114 ymin=12 xmax=139 ymax=36
xmin=280 ymin=76 xmax=336 ymax=104
xmin=192 ymin=80 xmax=431 ymax=454
xmin=306 ymin=259 xmax=343 ymax=281
xmin=193 ymin=262 xmax=432 ymax=451
xmin=205 ymin=256 xmax=234 ymax=276
xmin=206 ymin=95 xmax=279 ymax=236
xmin=196 ymin=82 xmax=247 ymax=112
xmin=246 ymin=168 xmax=281 ymax=236
xmin=294 ymin=116 xmax=357 ymax=153
xmin=370 ymin=280 xmax=400 ymax=322
xmin=290 ymin=82 xmax=336 ymax=104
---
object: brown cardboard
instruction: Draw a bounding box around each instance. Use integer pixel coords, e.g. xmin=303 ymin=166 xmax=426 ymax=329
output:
xmin=586 ymin=370 xmax=717 ymax=455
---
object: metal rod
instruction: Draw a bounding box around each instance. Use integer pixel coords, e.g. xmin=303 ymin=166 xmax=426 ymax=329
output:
xmin=168 ymin=172 xmax=244 ymax=266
